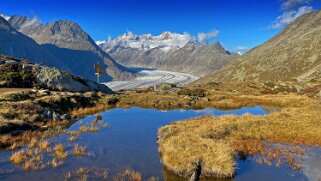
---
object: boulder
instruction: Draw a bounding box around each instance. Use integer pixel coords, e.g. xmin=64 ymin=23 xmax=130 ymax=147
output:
xmin=53 ymin=112 xmax=61 ymax=121
xmin=61 ymin=114 xmax=72 ymax=120
xmin=201 ymin=97 xmax=209 ymax=102
xmin=38 ymin=89 xmax=50 ymax=96
xmin=43 ymin=109 xmax=53 ymax=119
xmin=22 ymin=64 xmax=34 ymax=72
xmin=5 ymin=60 xmax=19 ymax=64
xmin=34 ymin=66 xmax=113 ymax=93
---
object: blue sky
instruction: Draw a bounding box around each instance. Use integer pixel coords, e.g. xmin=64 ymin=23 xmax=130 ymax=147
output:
xmin=1 ymin=0 xmax=321 ymax=52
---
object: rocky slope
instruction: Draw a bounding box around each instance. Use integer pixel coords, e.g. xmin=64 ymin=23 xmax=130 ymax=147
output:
xmin=99 ymin=32 xmax=239 ymax=76
xmin=0 ymin=54 xmax=113 ymax=93
xmin=199 ymin=9 xmax=321 ymax=83
xmin=2 ymin=15 xmax=135 ymax=81
xmin=0 ymin=16 xmax=65 ymax=70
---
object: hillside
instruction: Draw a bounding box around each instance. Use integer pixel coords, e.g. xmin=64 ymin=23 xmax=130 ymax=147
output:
xmin=0 ymin=16 xmax=65 ymax=70
xmin=99 ymin=32 xmax=239 ymax=76
xmin=199 ymin=10 xmax=321 ymax=83
xmin=0 ymin=54 xmax=112 ymax=93
xmin=2 ymin=15 xmax=136 ymax=81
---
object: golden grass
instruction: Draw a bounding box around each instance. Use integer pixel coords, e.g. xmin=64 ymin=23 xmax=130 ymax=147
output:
xmin=64 ymin=171 xmax=72 ymax=180
xmin=23 ymin=153 xmax=45 ymax=171
xmin=63 ymin=167 xmax=109 ymax=181
xmin=76 ymin=167 xmax=89 ymax=181
xmin=67 ymin=131 xmax=80 ymax=137
xmin=51 ymin=158 xmax=64 ymax=168
xmin=79 ymin=124 xmax=99 ymax=133
xmin=158 ymin=129 xmax=235 ymax=178
xmin=10 ymin=149 xmax=27 ymax=165
xmin=158 ymin=103 xmax=321 ymax=178
xmin=147 ymin=177 xmax=159 ymax=181
xmin=54 ymin=144 xmax=68 ymax=160
xmin=38 ymin=140 xmax=50 ymax=152
xmin=78 ymin=120 xmax=109 ymax=133
xmin=68 ymin=135 xmax=79 ymax=142
xmin=70 ymin=105 xmax=110 ymax=116
xmin=10 ymin=147 xmax=47 ymax=171
xmin=113 ymin=168 xmax=142 ymax=181
xmin=73 ymin=144 xmax=87 ymax=156
xmin=28 ymin=138 xmax=37 ymax=148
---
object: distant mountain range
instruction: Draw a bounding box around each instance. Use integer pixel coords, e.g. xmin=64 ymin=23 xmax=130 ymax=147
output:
xmin=199 ymin=9 xmax=321 ymax=84
xmin=0 ymin=15 xmax=135 ymax=81
xmin=98 ymin=32 xmax=239 ymax=76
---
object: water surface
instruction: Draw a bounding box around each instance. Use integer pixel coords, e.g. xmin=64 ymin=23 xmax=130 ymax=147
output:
xmin=0 ymin=106 xmax=319 ymax=180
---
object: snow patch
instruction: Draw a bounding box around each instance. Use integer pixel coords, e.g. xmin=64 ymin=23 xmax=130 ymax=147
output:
xmin=0 ymin=13 xmax=10 ymax=21
xmin=98 ymin=30 xmax=219 ymax=53
xmin=95 ymin=40 xmax=106 ymax=46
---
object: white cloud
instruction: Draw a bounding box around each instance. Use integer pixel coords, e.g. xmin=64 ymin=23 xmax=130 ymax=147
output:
xmin=281 ymin=0 xmax=312 ymax=10
xmin=270 ymin=6 xmax=313 ymax=29
xmin=197 ymin=30 xmax=219 ymax=43
xmin=235 ymin=46 xmax=248 ymax=55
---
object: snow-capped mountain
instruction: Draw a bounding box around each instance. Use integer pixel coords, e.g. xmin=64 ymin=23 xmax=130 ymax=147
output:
xmin=0 ymin=14 xmax=10 ymax=21
xmin=98 ymin=31 xmax=202 ymax=52
xmin=98 ymin=31 xmax=239 ymax=76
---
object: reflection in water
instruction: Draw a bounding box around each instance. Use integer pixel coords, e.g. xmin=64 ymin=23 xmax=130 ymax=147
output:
xmin=0 ymin=107 xmax=319 ymax=181
xmin=163 ymin=168 xmax=233 ymax=181
xmin=301 ymin=147 xmax=321 ymax=181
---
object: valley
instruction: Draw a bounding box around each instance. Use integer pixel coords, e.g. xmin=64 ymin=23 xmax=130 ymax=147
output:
xmin=1 ymin=1 xmax=321 ymax=181
xmin=105 ymin=69 xmax=199 ymax=91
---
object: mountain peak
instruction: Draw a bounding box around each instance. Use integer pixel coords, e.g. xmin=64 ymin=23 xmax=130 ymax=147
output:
xmin=0 ymin=13 xmax=10 ymax=21
xmin=100 ymin=31 xmax=197 ymax=52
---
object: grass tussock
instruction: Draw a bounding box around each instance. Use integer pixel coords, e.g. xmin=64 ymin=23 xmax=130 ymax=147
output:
xmin=79 ymin=124 xmax=99 ymax=133
xmin=10 ymin=149 xmax=28 ymax=165
xmin=68 ymin=135 xmax=79 ymax=142
xmin=73 ymin=144 xmax=87 ymax=156
xmin=51 ymin=158 xmax=64 ymax=168
xmin=8 ymin=138 xmax=94 ymax=171
xmin=64 ymin=167 xmax=108 ymax=181
xmin=78 ymin=119 xmax=109 ymax=133
xmin=158 ymin=103 xmax=321 ymax=178
xmin=10 ymin=148 xmax=46 ymax=171
xmin=38 ymin=140 xmax=50 ymax=152
xmin=28 ymin=138 xmax=38 ymax=148
xmin=113 ymin=168 xmax=143 ymax=181
xmin=54 ymin=144 xmax=68 ymax=160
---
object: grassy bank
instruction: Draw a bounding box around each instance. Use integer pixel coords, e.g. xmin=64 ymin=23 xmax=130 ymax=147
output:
xmin=157 ymin=94 xmax=321 ymax=178
xmin=0 ymin=88 xmax=106 ymax=149
xmin=1 ymin=85 xmax=320 ymax=178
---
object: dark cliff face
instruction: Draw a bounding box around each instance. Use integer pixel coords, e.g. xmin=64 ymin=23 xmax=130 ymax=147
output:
xmin=5 ymin=15 xmax=136 ymax=81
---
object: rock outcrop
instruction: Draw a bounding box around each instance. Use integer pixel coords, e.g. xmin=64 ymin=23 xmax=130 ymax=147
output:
xmin=0 ymin=54 xmax=113 ymax=93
